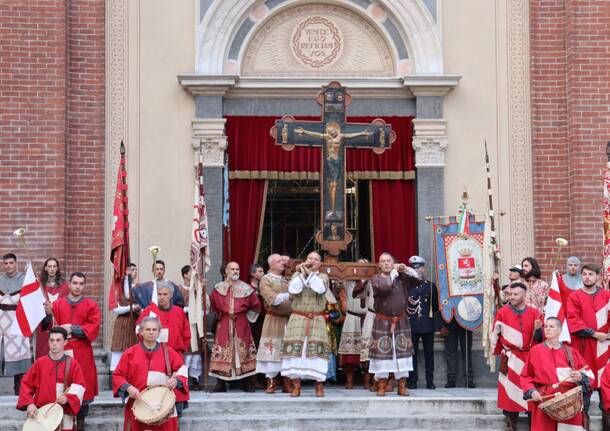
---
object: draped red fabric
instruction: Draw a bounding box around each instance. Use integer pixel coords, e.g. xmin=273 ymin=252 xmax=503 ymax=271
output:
xmin=225 ymin=116 xmax=416 ymax=268
xmin=371 ymin=180 xmax=418 ymax=265
xmin=227 ymin=179 xmax=266 ymax=274
xmin=225 ymin=116 xmax=414 ymax=172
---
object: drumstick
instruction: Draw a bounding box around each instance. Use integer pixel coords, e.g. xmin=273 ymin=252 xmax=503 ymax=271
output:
xmin=551 ymin=367 xmax=588 ymax=388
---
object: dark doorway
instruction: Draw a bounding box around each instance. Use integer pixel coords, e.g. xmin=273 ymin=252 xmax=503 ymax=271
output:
xmin=257 ymin=179 xmax=371 ymax=263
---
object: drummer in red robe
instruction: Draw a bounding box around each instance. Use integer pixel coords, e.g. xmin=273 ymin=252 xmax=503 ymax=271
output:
xmin=567 ymin=263 xmax=610 ymax=427
xmin=36 ymin=258 xmax=70 ymax=359
xmin=521 ymin=317 xmax=593 ymax=431
xmin=17 ymin=326 xmax=86 ymax=431
xmin=47 ymin=272 xmax=100 ymax=431
xmin=209 ymin=261 xmax=261 ymax=392
xmin=491 ymin=282 xmax=543 ymax=429
xmin=136 ymin=281 xmax=191 ymax=355
xmin=113 ymin=316 xmax=189 ymax=431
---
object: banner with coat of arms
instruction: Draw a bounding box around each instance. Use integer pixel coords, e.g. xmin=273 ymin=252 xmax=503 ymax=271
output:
xmin=434 ymin=213 xmax=485 ymax=331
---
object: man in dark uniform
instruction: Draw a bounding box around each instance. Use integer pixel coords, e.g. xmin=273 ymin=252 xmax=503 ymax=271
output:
xmin=406 ymin=256 xmax=439 ymax=390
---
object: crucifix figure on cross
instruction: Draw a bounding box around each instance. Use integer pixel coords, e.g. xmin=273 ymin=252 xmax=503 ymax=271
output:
xmin=270 ymin=81 xmax=396 ymax=257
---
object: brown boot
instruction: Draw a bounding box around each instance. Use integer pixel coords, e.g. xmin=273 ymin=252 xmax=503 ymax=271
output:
xmin=397 ymin=378 xmax=409 ymax=396
xmin=282 ymin=377 xmax=293 ymax=393
xmin=344 ymin=366 xmax=355 ymax=389
xmin=290 ymin=378 xmax=301 ymax=397
xmin=503 ymin=412 xmax=517 ymax=431
xmin=363 ymin=371 xmax=371 ymax=390
xmin=315 ymin=382 xmax=325 ymax=397
xmin=376 ymin=378 xmax=387 ymax=397
xmin=265 ymin=377 xmax=275 ymax=394
xmin=385 ymin=375 xmax=394 ymax=392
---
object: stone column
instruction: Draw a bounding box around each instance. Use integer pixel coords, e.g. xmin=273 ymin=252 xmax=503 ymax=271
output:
xmin=191 ymin=115 xmax=227 ymax=290
xmin=412 ymin=118 xmax=448 ymax=278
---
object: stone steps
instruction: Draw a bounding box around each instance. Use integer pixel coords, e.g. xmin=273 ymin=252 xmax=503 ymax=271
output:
xmin=0 ymin=389 xmax=603 ymax=431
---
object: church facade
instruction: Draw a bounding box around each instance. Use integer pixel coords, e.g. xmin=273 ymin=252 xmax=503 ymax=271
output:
xmin=1 ymin=0 xmax=608 ymax=345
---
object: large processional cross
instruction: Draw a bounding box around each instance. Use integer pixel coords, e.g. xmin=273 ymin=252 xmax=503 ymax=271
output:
xmin=270 ymin=81 xmax=396 ymax=260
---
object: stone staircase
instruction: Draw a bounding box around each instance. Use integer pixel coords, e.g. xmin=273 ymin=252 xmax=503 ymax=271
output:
xmin=0 ymin=388 xmax=603 ymax=431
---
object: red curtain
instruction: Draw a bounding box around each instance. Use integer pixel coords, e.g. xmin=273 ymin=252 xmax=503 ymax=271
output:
xmin=371 ymin=180 xmax=418 ymax=265
xmin=225 ymin=115 xmax=417 ymax=267
xmin=225 ymin=116 xmax=414 ymax=173
xmin=227 ymin=179 xmax=267 ymax=275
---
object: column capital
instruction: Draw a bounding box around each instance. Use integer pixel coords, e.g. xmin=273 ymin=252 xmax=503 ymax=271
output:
xmin=191 ymin=118 xmax=227 ymax=167
xmin=412 ymin=119 xmax=448 ymax=167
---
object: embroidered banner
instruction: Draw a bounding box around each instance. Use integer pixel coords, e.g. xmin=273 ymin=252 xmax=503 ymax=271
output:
xmin=434 ymin=214 xmax=485 ymax=331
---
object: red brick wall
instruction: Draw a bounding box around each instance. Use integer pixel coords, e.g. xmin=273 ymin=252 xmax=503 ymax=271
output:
xmin=530 ymin=0 xmax=610 ymax=275
xmin=0 ymin=0 xmax=105 ymax=329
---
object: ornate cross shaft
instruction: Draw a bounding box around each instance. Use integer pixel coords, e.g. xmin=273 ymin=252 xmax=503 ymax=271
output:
xmin=270 ymin=81 xmax=396 ymax=257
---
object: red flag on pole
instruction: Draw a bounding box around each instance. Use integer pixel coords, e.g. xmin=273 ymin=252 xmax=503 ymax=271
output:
xmin=109 ymin=142 xmax=130 ymax=310
xmin=603 ymin=142 xmax=610 ymax=284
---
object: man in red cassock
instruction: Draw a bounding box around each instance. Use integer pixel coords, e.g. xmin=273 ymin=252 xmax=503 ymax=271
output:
xmin=47 ymin=272 xmax=100 ymax=431
xmin=36 ymin=257 xmax=70 ymax=359
xmin=113 ymin=316 xmax=189 ymax=431
xmin=491 ymin=282 xmax=543 ymax=430
xmin=209 ymin=261 xmax=261 ymax=392
xmin=567 ymin=263 xmax=610 ymax=427
xmin=521 ymin=317 xmax=593 ymax=431
xmin=17 ymin=326 xmax=86 ymax=431
xmin=137 ymin=281 xmax=191 ymax=355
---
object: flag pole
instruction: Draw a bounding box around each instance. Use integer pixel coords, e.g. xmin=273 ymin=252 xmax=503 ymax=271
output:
xmin=603 ymin=142 xmax=610 ymax=286
xmin=198 ymin=145 xmax=210 ymax=393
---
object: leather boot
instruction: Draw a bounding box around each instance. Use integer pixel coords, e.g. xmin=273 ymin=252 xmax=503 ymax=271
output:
xmin=290 ymin=378 xmax=301 ymax=397
xmin=265 ymin=377 xmax=275 ymax=394
xmin=602 ymin=411 xmax=610 ymax=431
xmin=282 ymin=377 xmax=292 ymax=393
xmin=503 ymin=412 xmax=517 ymax=431
xmin=376 ymin=378 xmax=387 ymax=397
xmin=315 ymin=382 xmax=325 ymax=397
xmin=344 ymin=366 xmax=355 ymax=389
xmin=397 ymin=378 xmax=409 ymax=396
xmin=385 ymin=375 xmax=394 ymax=392
xmin=363 ymin=371 xmax=371 ymax=390
xmin=76 ymin=417 xmax=85 ymax=431
xmin=212 ymin=380 xmax=227 ymax=392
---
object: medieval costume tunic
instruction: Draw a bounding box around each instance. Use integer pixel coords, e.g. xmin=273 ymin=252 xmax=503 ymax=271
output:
xmin=209 ymin=280 xmax=261 ymax=380
xmin=524 ymin=278 xmax=550 ymax=313
xmin=0 ymin=271 xmax=31 ymax=377
xmin=567 ymin=287 xmax=610 ymax=385
xmin=352 ymin=280 xmax=376 ymax=362
xmin=369 ymin=270 xmax=420 ymax=379
xmin=491 ymin=304 xmax=543 ymax=413
xmin=113 ymin=342 xmax=189 ymax=431
xmin=133 ymin=279 xmax=184 ymax=309
xmin=281 ymin=271 xmax=333 ymax=382
xmin=52 ymin=296 xmax=100 ymax=404
xmin=338 ymin=280 xmax=368 ymax=365
xmin=35 ymin=279 xmax=69 ymax=359
xmin=137 ymin=304 xmax=191 ymax=355
xmin=17 ymin=354 xmax=86 ymax=431
xmin=110 ymin=278 xmax=138 ymax=371
xmin=176 ymin=283 xmax=207 ymax=381
xmin=521 ymin=342 xmax=593 ymax=430
xmin=255 ymin=272 xmax=291 ymax=378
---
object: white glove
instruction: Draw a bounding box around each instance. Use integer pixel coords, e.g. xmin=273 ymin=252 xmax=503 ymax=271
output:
xmin=272 ymin=292 xmax=290 ymax=305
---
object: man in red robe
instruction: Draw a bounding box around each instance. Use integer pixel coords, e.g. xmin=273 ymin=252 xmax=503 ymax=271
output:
xmin=37 ymin=257 xmax=70 ymax=358
xmin=113 ymin=316 xmax=189 ymax=431
xmin=567 ymin=263 xmax=610 ymax=427
xmin=209 ymin=261 xmax=261 ymax=392
xmin=48 ymin=272 xmax=100 ymax=430
xmin=521 ymin=317 xmax=593 ymax=431
xmin=17 ymin=326 xmax=86 ymax=431
xmin=491 ymin=282 xmax=543 ymax=430
xmin=137 ymin=281 xmax=191 ymax=355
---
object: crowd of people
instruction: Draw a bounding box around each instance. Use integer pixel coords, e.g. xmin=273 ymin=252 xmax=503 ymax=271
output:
xmin=2 ymin=249 xmax=610 ymax=430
